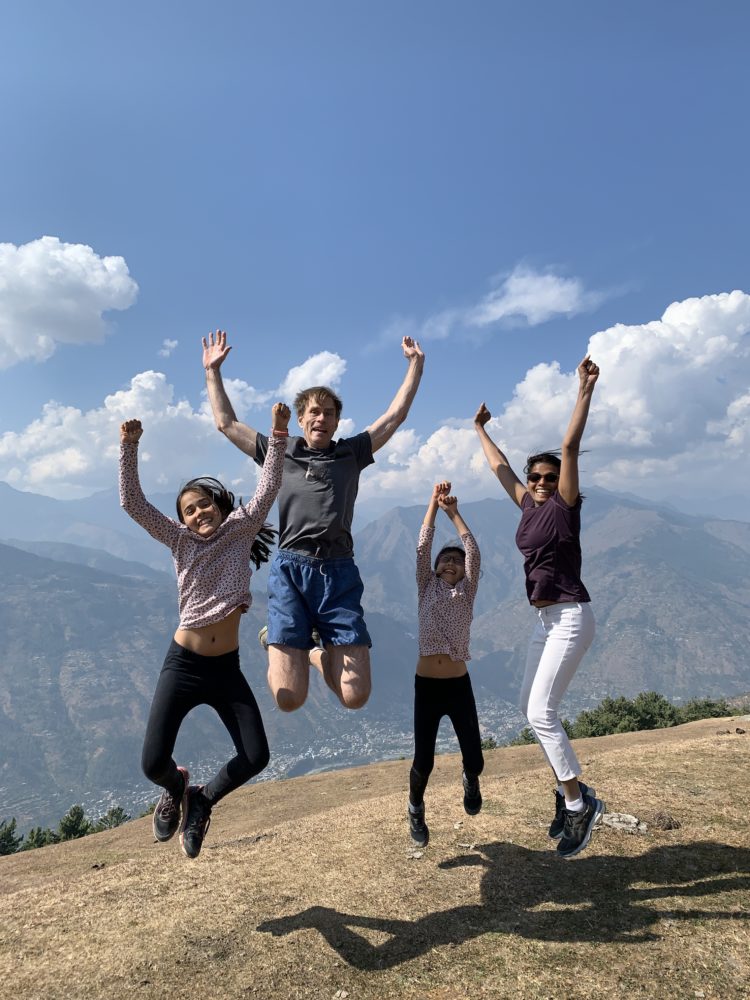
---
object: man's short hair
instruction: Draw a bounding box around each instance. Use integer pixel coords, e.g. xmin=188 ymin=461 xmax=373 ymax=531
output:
xmin=294 ymin=386 xmax=343 ymax=419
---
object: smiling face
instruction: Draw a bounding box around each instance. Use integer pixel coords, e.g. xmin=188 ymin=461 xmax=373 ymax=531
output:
xmin=435 ymin=549 xmax=466 ymax=585
xmin=179 ymin=489 xmax=223 ymax=537
xmin=298 ymin=396 xmax=340 ymax=450
xmin=526 ymin=462 xmax=560 ymax=505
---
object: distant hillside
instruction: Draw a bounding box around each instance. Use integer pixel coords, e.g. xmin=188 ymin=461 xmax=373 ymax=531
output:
xmin=2 ymin=486 xmax=750 ymax=830
xmin=1 ymin=720 xmax=748 ymax=1000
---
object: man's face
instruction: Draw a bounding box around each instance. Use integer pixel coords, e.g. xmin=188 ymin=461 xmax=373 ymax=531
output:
xmin=298 ymin=397 xmax=340 ymax=449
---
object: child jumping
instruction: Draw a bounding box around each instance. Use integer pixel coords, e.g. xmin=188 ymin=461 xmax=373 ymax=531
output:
xmin=409 ymin=482 xmax=484 ymax=847
xmin=119 ymin=402 xmax=290 ymax=858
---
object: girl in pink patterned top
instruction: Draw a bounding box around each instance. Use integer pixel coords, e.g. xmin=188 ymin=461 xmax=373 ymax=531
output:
xmin=119 ymin=402 xmax=289 ymax=858
xmin=408 ymin=481 xmax=483 ymax=848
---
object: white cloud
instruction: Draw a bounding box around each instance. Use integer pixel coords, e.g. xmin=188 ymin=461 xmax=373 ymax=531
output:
xmin=467 ymin=265 xmax=602 ymax=328
xmin=361 ymin=289 xmax=750 ymax=509
xmin=0 ymin=236 xmax=138 ymax=369
xmin=0 ymin=352 xmax=350 ymax=498
xmin=158 ymin=338 xmax=178 ymax=358
xmin=6 ymin=290 xmax=750 ymax=513
xmin=373 ymin=264 xmax=604 ymax=348
xmin=277 ymin=351 xmax=347 ymax=399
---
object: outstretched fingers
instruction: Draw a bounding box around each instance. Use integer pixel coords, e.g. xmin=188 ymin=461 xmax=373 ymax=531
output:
xmin=202 ymin=329 xmax=232 ymax=370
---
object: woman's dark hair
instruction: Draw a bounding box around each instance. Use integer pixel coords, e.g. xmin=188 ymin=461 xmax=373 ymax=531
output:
xmin=434 ymin=544 xmax=466 ymax=571
xmin=524 ymin=451 xmax=561 ymax=476
xmin=176 ymin=476 xmax=278 ymax=569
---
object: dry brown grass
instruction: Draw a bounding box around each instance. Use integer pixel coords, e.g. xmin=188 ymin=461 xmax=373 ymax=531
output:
xmin=2 ymin=717 xmax=749 ymax=1000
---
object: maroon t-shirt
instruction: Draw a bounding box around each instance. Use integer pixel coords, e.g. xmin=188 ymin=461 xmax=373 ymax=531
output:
xmin=515 ymin=491 xmax=590 ymax=605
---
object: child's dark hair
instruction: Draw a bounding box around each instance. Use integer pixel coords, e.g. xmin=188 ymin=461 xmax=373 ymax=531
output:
xmin=176 ymin=477 xmax=277 ymax=569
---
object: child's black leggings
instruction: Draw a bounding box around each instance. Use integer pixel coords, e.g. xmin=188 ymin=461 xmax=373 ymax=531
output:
xmin=141 ymin=639 xmax=269 ymax=805
xmin=410 ymin=672 xmax=484 ymax=806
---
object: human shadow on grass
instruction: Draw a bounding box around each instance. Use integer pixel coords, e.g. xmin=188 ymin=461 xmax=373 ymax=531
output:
xmin=256 ymin=841 xmax=750 ymax=970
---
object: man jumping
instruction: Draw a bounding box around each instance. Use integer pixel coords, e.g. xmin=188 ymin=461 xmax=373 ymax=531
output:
xmin=204 ymin=330 xmax=425 ymax=712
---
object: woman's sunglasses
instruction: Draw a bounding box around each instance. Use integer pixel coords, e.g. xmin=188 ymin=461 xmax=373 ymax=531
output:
xmin=527 ymin=472 xmax=559 ymax=484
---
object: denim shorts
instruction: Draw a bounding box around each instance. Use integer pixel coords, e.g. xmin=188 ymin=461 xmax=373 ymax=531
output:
xmin=267 ymin=549 xmax=372 ymax=649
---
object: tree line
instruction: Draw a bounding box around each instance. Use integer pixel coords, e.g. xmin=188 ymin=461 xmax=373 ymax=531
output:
xmin=0 ymin=803 xmax=138 ymax=856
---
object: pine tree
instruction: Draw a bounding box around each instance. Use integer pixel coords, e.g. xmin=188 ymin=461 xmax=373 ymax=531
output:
xmin=58 ymin=805 xmax=92 ymax=841
xmin=0 ymin=818 xmax=23 ymax=855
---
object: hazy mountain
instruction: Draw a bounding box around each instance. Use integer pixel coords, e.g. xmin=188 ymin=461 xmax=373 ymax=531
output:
xmin=2 ymin=485 xmax=750 ymax=830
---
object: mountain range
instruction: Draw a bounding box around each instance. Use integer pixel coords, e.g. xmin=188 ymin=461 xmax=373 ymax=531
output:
xmin=1 ymin=480 xmax=749 ymax=829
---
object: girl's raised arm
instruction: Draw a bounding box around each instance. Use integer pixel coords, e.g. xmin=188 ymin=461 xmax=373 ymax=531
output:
xmin=474 ymin=404 xmax=526 ymax=507
xmin=558 ymin=356 xmax=599 ymax=506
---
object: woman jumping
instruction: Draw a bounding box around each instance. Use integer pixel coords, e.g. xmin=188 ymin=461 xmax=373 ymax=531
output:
xmin=119 ymin=402 xmax=289 ymax=858
xmin=474 ymin=356 xmax=604 ymax=859
xmin=409 ymin=482 xmax=484 ymax=847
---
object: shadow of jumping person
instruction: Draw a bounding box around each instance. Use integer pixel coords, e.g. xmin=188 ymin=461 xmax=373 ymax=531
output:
xmin=256 ymin=841 xmax=750 ymax=971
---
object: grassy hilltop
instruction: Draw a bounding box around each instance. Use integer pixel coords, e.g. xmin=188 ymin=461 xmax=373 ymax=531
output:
xmin=2 ymin=717 xmax=749 ymax=1000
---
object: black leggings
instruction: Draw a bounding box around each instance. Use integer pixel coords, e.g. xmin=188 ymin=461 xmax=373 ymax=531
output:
xmin=141 ymin=639 xmax=270 ymax=805
xmin=410 ymin=673 xmax=484 ymax=806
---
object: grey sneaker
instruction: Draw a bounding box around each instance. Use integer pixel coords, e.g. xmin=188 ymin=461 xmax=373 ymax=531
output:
xmin=548 ymin=781 xmax=595 ymax=840
xmin=258 ymin=625 xmax=269 ymax=651
xmin=408 ymin=802 xmax=429 ymax=848
xmin=152 ymin=766 xmax=189 ymax=842
xmin=557 ymin=793 xmax=604 ymax=859
xmin=180 ymin=786 xmax=212 ymax=859
xmin=462 ymin=771 xmax=482 ymax=816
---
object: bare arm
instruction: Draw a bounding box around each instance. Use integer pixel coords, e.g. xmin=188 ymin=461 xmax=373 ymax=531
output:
xmin=203 ymin=330 xmax=259 ymax=458
xmin=473 ymin=403 xmax=526 ymax=507
xmin=558 ymin=356 xmax=599 ymax=506
xmin=367 ymin=337 xmax=425 ymax=453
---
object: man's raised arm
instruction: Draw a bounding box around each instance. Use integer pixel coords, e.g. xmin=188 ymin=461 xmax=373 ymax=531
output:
xmin=366 ymin=337 xmax=425 ymax=453
xmin=203 ymin=330 xmax=259 ymax=459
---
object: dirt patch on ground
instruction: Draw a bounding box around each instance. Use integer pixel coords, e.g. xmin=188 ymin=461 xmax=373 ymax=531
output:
xmin=2 ymin=717 xmax=749 ymax=999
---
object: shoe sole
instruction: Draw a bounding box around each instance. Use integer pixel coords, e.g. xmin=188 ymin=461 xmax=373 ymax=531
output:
xmin=153 ymin=766 xmax=190 ymax=842
xmin=549 ymin=784 xmax=596 ymax=840
xmin=464 ymin=802 xmax=482 ymax=816
xmin=557 ymin=797 xmax=604 ymax=859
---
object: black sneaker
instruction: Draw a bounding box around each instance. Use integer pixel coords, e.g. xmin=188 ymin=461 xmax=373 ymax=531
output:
xmin=152 ymin=766 xmax=189 ymax=842
xmin=548 ymin=781 xmax=595 ymax=840
xmin=556 ymin=793 xmax=604 ymax=859
xmin=180 ymin=786 xmax=212 ymax=859
xmin=462 ymin=771 xmax=482 ymax=816
xmin=408 ymin=802 xmax=429 ymax=848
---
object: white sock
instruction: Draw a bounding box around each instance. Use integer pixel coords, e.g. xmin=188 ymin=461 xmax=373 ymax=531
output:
xmin=565 ymin=795 xmax=584 ymax=812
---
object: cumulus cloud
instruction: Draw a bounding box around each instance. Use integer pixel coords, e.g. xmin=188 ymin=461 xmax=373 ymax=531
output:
xmin=158 ymin=338 xmax=178 ymax=358
xmin=0 ymin=351 xmax=349 ymax=498
xmin=373 ymin=264 xmax=604 ymax=349
xmin=0 ymin=236 xmax=138 ymax=369
xmin=360 ymin=289 xmax=750 ymax=508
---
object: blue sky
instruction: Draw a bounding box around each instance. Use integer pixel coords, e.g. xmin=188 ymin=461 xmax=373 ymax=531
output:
xmin=1 ymin=1 xmax=749 ymax=517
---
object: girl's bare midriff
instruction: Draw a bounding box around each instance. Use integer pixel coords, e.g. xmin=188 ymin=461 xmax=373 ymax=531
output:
xmin=417 ymin=652 xmax=468 ymax=679
xmin=531 ymin=599 xmax=557 ymax=608
xmin=174 ymin=605 xmax=246 ymax=656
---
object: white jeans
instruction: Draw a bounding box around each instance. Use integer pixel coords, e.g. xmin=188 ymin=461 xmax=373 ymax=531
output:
xmin=519 ymin=602 xmax=595 ymax=782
